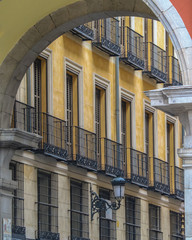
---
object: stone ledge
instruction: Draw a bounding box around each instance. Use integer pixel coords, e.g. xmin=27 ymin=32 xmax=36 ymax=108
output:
xmin=0 ymin=128 xmax=42 ymax=149
xmin=0 ymin=178 xmax=18 ymax=191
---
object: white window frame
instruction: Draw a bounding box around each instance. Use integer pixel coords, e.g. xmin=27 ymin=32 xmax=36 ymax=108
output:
xmin=64 ymin=57 xmax=84 ymax=128
xmin=144 ymin=99 xmax=158 ymax=157
xmin=31 ymin=48 xmax=53 ymax=114
xmin=166 ymin=114 xmax=178 ymax=165
xmin=93 ymin=73 xmax=111 ymax=139
xmin=120 ymin=87 xmax=136 ymax=149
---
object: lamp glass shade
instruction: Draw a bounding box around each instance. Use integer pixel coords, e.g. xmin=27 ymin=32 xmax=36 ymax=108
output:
xmin=113 ymin=185 xmax=125 ymax=201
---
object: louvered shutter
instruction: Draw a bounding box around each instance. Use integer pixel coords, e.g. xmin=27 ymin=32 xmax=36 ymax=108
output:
xmin=34 ymin=59 xmax=41 ymax=134
xmin=95 ymin=88 xmax=101 ymax=156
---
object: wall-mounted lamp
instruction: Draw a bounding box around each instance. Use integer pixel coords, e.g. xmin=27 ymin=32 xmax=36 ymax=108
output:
xmin=91 ymin=177 xmax=126 ymax=220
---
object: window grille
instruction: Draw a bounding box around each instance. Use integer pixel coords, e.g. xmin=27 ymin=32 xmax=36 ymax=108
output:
xmin=174 ymin=167 xmax=184 ymax=200
xmin=10 ymin=161 xmax=25 ymax=238
xmin=149 ymin=204 xmax=163 ymax=240
xmin=70 ymin=180 xmax=89 ymax=240
xmin=37 ymin=170 xmax=59 ymax=240
xmin=99 ymin=189 xmax=116 ymax=240
xmin=125 ymin=196 xmax=141 ymax=240
xmin=170 ymin=211 xmax=184 ymax=240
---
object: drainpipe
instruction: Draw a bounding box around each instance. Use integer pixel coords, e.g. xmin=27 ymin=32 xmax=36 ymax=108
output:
xmin=115 ymin=18 xmax=120 ymax=169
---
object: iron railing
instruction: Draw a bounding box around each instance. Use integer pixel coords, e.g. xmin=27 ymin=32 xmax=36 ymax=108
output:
xmin=72 ymin=126 xmax=97 ymax=171
xmin=12 ymin=100 xmax=35 ymax=133
xmin=38 ymin=113 xmax=69 ymax=161
xmin=168 ymin=56 xmax=182 ymax=86
xmin=130 ymin=148 xmax=148 ymax=187
xmin=71 ymin=22 xmax=94 ymax=41
xmin=175 ymin=167 xmax=184 ymax=200
xmin=120 ymin=26 xmax=144 ymax=70
xmin=93 ymin=18 xmax=121 ymax=56
xmin=153 ymin=158 xmax=170 ymax=195
xmin=144 ymin=42 xmax=167 ymax=83
xmin=99 ymin=138 xmax=124 ymax=177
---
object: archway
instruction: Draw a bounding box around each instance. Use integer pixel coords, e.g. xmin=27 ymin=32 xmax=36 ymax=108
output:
xmin=0 ymin=0 xmax=191 ymax=129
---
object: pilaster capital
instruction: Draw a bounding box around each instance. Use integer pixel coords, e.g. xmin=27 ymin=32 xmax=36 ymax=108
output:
xmin=178 ymin=147 xmax=192 ymax=168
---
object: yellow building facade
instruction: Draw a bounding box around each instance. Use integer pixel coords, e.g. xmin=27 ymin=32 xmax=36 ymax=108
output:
xmin=12 ymin=17 xmax=184 ymax=240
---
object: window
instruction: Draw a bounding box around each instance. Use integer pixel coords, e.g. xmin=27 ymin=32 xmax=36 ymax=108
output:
xmin=10 ymin=161 xmax=25 ymax=238
xmin=145 ymin=111 xmax=154 ymax=157
xmin=99 ymin=189 xmax=116 ymax=240
xmin=170 ymin=211 xmax=184 ymax=240
xmin=125 ymin=196 xmax=141 ymax=240
xmin=70 ymin=180 xmax=89 ymax=240
xmin=37 ymin=170 xmax=59 ymax=239
xmin=149 ymin=204 xmax=162 ymax=240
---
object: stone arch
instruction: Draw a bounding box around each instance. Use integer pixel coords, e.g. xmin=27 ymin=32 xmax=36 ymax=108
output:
xmin=0 ymin=0 xmax=191 ymax=128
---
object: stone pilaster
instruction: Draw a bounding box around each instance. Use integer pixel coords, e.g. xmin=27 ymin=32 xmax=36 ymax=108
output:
xmin=0 ymin=128 xmax=41 ymax=239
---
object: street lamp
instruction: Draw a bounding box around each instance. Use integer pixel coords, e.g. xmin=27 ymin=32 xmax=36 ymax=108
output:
xmin=91 ymin=176 xmax=126 ymax=220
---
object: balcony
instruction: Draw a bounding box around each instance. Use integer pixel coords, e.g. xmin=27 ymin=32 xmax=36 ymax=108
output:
xmin=71 ymin=22 xmax=94 ymax=41
xmin=166 ymin=56 xmax=182 ymax=86
xmin=71 ymin=126 xmax=97 ymax=171
xmin=153 ymin=158 xmax=170 ymax=195
xmin=174 ymin=167 xmax=184 ymax=200
xmin=129 ymin=149 xmax=148 ymax=187
xmin=98 ymin=138 xmax=124 ymax=177
xmin=12 ymin=225 xmax=26 ymax=240
xmin=144 ymin=42 xmax=167 ymax=83
xmin=92 ymin=18 xmax=121 ymax=56
xmin=120 ymin=26 xmax=144 ymax=70
xmin=37 ymin=231 xmax=60 ymax=240
xmin=12 ymin=100 xmax=35 ymax=133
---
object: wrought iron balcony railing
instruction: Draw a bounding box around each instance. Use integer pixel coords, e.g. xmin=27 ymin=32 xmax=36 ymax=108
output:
xmin=71 ymin=22 xmax=94 ymax=41
xmin=120 ymin=26 xmax=144 ymax=70
xmin=144 ymin=42 xmax=167 ymax=83
xmin=130 ymin=148 xmax=148 ymax=187
xmin=167 ymin=56 xmax=182 ymax=86
xmin=71 ymin=126 xmax=97 ymax=171
xmin=175 ymin=167 xmax=184 ymax=200
xmin=37 ymin=231 xmax=60 ymax=240
xmin=153 ymin=158 xmax=170 ymax=195
xmin=12 ymin=225 xmax=26 ymax=240
xmin=98 ymin=138 xmax=124 ymax=177
xmin=37 ymin=113 xmax=69 ymax=161
xmin=12 ymin=100 xmax=35 ymax=133
xmin=93 ymin=18 xmax=121 ymax=56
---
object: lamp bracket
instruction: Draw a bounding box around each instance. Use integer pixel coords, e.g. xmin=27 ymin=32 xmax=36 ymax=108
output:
xmin=91 ymin=190 xmax=121 ymax=221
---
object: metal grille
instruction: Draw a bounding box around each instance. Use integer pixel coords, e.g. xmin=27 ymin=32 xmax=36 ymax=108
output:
xmin=175 ymin=167 xmax=184 ymax=200
xmin=12 ymin=100 xmax=35 ymax=133
xmin=70 ymin=180 xmax=89 ymax=240
xmin=73 ymin=126 xmax=97 ymax=171
xmin=120 ymin=26 xmax=144 ymax=70
xmin=168 ymin=56 xmax=182 ymax=86
xmin=170 ymin=211 xmax=184 ymax=240
xmin=125 ymin=196 xmax=141 ymax=240
xmin=149 ymin=204 xmax=163 ymax=240
xmin=99 ymin=189 xmax=116 ymax=240
xmin=34 ymin=58 xmax=41 ymax=134
xmin=99 ymin=138 xmax=124 ymax=177
xmin=10 ymin=161 xmax=25 ymax=237
xmin=37 ymin=170 xmax=59 ymax=239
xmin=130 ymin=148 xmax=148 ymax=187
xmin=71 ymin=22 xmax=94 ymax=41
xmin=144 ymin=42 xmax=167 ymax=83
xmin=93 ymin=18 xmax=121 ymax=56
xmin=153 ymin=158 xmax=170 ymax=194
xmin=95 ymin=88 xmax=101 ymax=158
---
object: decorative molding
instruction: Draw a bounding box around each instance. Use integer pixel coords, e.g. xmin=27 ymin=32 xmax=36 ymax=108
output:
xmin=93 ymin=73 xmax=111 ymax=139
xmin=64 ymin=57 xmax=84 ymax=128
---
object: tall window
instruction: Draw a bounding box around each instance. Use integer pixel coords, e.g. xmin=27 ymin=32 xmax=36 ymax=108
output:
xmin=170 ymin=211 xmax=184 ymax=240
xmin=99 ymin=189 xmax=116 ymax=240
xmin=37 ymin=170 xmax=58 ymax=238
xmin=95 ymin=88 xmax=101 ymax=157
xmin=145 ymin=112 xmax=149 ymax=156
xmin=10 ymin=161 xmax=24 ymax=237
xmin=125 ymin=196 xmax=141 ymax=240
xmin=70 ymin=180 xmax=89 ymax=239
xmin=167 ymin=123 xmax=170 ymax=164
xmin=149 ymin=204 xmax=162 ymax=240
